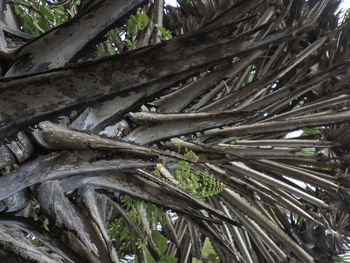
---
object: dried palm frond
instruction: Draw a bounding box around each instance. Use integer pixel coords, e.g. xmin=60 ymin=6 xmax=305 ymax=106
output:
xmin=1 ymin=0 xmax=350 ymax=262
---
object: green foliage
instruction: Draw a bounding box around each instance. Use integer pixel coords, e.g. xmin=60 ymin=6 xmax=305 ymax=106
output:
xmin=174 ymin=149 xmax=225 ymax=201
xmin=202 ymin=238 xmax=220 ymax=263
xmin=158 ymin=255 xmax=177 ymax=263
xmin=28 ymin=236 xmax=39 ymax=246
xmin=230 ymin=138 xmax=241 ymax=144
xmin=333 ymin=252 xmax=350 ymax=263
xmin=345 ymin=8 xmax=350 ymax=20
xmin=145 ymin=251 xmax=177 ymax=263
xmin=127 ymin=14 xmax=138 ymax=34
xmin=127 ymin=13 xmax=149 ymax=34
xmin=136 ymin=238 xmax=148 ymax=249
xmin=1 ymin=166 xmax=11 ymax=175
xmin=108 ymin=149 xmax=224 ymax=261
xmin=124 ymin=13 xmax=149 ymax=50
xmin=14 ymin=0 xmax=72 ymax=36
xmin=43 ymin=218 xmax=49 ymax=231
xmin=108 ymin=217 xmax=137 ymax=259
xmin=121 ymin=195 xmax=165 ymax=226
xmin=1 ymin=163 xmax=19 ymax=176
xmin=292 ymin=100 xmax=305 ymax=110
xmin=137 ymin=13 xmax=149 ymax=30
xmin=125 ymin=39 xmax=137 ymax=50
xmin=152 ymin=230 xmax=168 ymax=255
xmin=153 ymin=159 xmax=166 ymax=177
xmin=144 ymin=230 xmax=177 ymax=263
xmin=98 ymin=13 xmax=151 ymax=56
xmin=97 ymin=44 xmax=106 ymax=58
xmin=121 ymin=194 xmax=142 ymax=224
xmin=108 ymin=195 xmax=149 ymax=259
xmin=153 ymin=147 xmax=225 ymax=200
xmin=295 ymin=147 xmax=316 ymax=155
xmin=156 ymin=25 xmax=173 ymax=41
xmin=192 ymin=238 xmax=220 ymax=263
xmin=97 ymin=28 xmax=120 ymax=57
xmin=108 ymin=195 xmax=166 ymax=259
xmin=301 ymin=127 xmax=322 ymax=136
xmin=197 ymin=170 xmax=225 ymax=200
xmin=105 ymin=27 xmax=120 ymax=38
xmin=15 ymin=2 xmax=169 ymax=56
xmin=241 ymin=67 xmax=255 ymax=87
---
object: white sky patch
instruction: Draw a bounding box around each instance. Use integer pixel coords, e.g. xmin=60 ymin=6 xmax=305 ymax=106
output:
xmin=337 ymin=0 xmax=350 ymax=18
xmin=165 ymin=0 xmax=178 ymax=7
xmin=285 ymin=130 xmax=303 ymax=138
xmin=283 ymin=176 xmax=316 ymax=191
xmin=339 ymin=0 xmax=350 ymax=11
xmin=284 ymin=176 xmax=307 ymax=188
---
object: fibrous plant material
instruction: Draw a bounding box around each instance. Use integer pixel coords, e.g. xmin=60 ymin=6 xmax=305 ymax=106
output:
xmin=0 ymin=0 xmax=350 ymax=262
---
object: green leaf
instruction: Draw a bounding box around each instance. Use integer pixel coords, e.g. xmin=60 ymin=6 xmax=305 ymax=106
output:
xmin=152 ymin=230 xmax=168 ymax=255
xmin=125 ymin=39 xmax=137 ymax=50
xmin=146 ymin=249 xmax=156 ymax=263
xmin=158 ymin=26 xmax=168 ymax=36
xmin=14 ymin=6 xmax=24 ymax=15
xmin=106 ymin=28 xmax=120 ymax=37
xmin=202 ymin=238 xmax=216 ymax=257
xmin=28 ymin=236 xmax=39 ymax=246
xmin=127 ymin=15 xmax=138 ymax=34
xmin=33 ymin=19 xmax=45 ymax=34
xmin=295 ymin=148 xmax=315 ymax=155
xmin=346 ymin=8 xmax=350 ymax=20
xmin=67 ymin=8 xmax=75 ymax=17
xmin=137 ymin=13 xmax=149 ymax=30
xmin=22 ymin=16 xmax=37 ymax=35
xmin=108 ymin=46 xmax=116 ymax=55
xmin=301 ymin=128 xmax=321 ymax=136
xmin=43 ymin=218 xmax=49 ymax=231
xmin=97 ymin=44 xmax=106 ymax=58
xmin=156 ymin=25 xmax=173 ymax=40
xmin=39 ymin=5 xmax=55 ymax=20
xmin=54 ymin=6 xmax=66 ymax=16
xmin=208 ymin=253 xmax=220 ymax=263
xmin=37 ymin=19 xmax=50 ymax=32
xmin=160 ymin=255 xmax=177 ymax=263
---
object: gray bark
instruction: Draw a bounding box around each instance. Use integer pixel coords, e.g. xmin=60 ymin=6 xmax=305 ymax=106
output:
xmin=0 ymin=24 xmax=293 ymax=137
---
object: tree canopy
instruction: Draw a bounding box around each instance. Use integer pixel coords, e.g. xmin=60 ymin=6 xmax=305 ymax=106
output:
xmin=0 ymin=0 xmax=350 ymax=262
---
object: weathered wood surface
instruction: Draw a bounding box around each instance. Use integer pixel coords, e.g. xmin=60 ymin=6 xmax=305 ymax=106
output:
xmin=0 ymin=24 xmax=293 ymax=137
xmin=38 ymin=181 xmax=104 ymax=261
xmin=0 ymin=151 xmax=153 ymax=201
xmin=0 ymin=145 xmax=16 ymax=169
xmin=0 ymin=215 xmax=78 ymax=262
xmin=5 ymin=0 xmax=148 ymax=76
xmin=0 ymin=144 xmax=239 ymax=226
xmin=125 ymin=111 xmax=250 ymax=144
xmin=32 ymin=121 xmax=190 ymax=161
xmin=0 ymin=224 xmax=63 ymax=263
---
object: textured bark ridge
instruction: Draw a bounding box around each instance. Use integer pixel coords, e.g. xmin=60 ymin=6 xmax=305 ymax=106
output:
xmin=0 ymin=0 xmax=349 ymax=262
xmin=0 ymin=24 xmax=292 ymax=137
